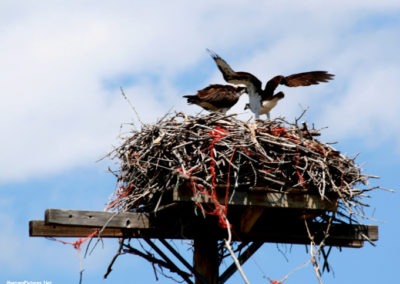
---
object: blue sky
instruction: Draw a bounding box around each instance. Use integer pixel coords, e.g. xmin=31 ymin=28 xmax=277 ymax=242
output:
xmin=1 ymin=1 xmax=399 ymax=283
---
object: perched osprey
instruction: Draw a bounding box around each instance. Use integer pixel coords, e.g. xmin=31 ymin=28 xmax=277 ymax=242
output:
xmin=183 ymin=84 xmax=246 ymax=113
xmin=207 ymin=49 xmax=334 ymax=119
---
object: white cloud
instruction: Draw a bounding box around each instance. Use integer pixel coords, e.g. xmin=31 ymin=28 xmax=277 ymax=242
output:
xmin=0 ymin=3 xmax=399 ymax=284
xmin=319 ymin=67 xmax=400 ymax=145
xmin=0 ymin=1 xmax=399 ymax=183
xmin=315 ymin=24 xmax=400 ymax=148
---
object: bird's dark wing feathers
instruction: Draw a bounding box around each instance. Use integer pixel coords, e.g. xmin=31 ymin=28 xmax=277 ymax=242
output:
xmin=282 ymin=71 xmax=334 ymax=87
xmin=264 ymin=75 xmax=285 ymax=98
xmin=263 ymin=71 xmax=334 ymax=99
xmin=228 ymin=71 xmax=263 ymax=91
xmin=207 ymin=49 xmax=263 ymax=91
xmin=196 ymin=84 xmax=234 ymax=98
xmin=206 ymin=49 xmax=236 ymax=77
xmin=197 ymin=85 xmax=239 ymax=107
xmin=207 ymin=49 xmax=334 ymax=104
xmin=183 ymin=84 xmax=240 ymax=110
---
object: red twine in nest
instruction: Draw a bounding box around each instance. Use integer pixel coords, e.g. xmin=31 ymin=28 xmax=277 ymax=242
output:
xmin=272 ymin=126 xmax=299 ymax=141
xmin=183 ymin=126 xmax=233 ymax=228
xmin=209 ymin=126 xmax=227 ymax=188
xmin=106 ymin=183 xmax=134 ymax=211
xmin=208 ymin=126 xmax=231 ymax=228
xmin=272 ymin=127 xmax=287 ymax=137
xmin=295 ymin=151 xmax=307 ymax=187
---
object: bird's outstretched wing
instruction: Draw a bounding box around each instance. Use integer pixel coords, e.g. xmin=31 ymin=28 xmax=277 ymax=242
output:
xmin=206 ymin=49 xmax=236 ymax=76
xmin=283 ymin=71 xmax=334 ymax=86
xmin=264 ymin=71 xmax=334 ymax=98
xmin=207 ymin=49 xmax=263 ymax=91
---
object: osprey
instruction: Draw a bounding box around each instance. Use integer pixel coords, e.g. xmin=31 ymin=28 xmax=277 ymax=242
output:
xmin=207 ymin=49 xmax=334 ymax=119
xmin=183 ymin=84 xmax=246 ymax=113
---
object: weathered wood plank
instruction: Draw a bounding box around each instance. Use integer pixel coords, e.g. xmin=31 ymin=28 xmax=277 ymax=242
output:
xmin=45 ymin=209 xmax=150 ymax=228
xmin=29 ymin=219 xmax=378 ymax=248
xmin=173 ymin=187 xmax=338 ymax=211
xmin=30 ymin=221 xmax=126 ymax=238
xmin=245 ymin=223 xmax=378 ymax=247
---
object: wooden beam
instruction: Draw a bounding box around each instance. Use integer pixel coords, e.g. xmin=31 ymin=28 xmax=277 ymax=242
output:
xmin=245 ymin=223 xmax=378 ymax=248
xmin=159 ymin=239 xmax=206 ymax=282
xmin=194 ymin=236 xmax=218 ymax=284
xmin=240 ymin=207 xmax=264 ymax=233
xmin=30 ymin=221 xmax=128 ymax=238
xmin=45 ymin=209 xmax=150 ymax=228
xmin=173 ymin=187 xmax=338 ymax=211
xmin=29 ymin=220 xmax=378 ymax=248
xmin=219 ymin=241 xmax=263 ymax=283
xmin=144 ymin=238 xmax=195 ymax=284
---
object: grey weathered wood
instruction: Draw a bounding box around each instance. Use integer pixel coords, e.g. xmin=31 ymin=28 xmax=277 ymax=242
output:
xmin=45 ymin=209 xmax=150 ymax=228
xmin=173 ymin=187 xmax=338 ymax=211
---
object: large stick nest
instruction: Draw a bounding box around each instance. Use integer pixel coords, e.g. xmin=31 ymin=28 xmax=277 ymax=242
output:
xmin=107 ymin=112 xmax=373 ymax=222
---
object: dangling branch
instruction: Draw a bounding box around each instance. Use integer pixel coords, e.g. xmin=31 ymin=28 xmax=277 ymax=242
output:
xmin=104 ymin=238 xmax=124 ymax=279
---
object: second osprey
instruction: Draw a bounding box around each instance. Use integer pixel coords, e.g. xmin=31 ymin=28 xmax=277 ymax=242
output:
xmin=207 ymin=49 xmax=334 ymax=119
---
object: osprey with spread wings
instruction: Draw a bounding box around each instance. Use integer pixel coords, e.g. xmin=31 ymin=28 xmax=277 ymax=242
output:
xmin=207 ymin=49 xmax=334 ymax=119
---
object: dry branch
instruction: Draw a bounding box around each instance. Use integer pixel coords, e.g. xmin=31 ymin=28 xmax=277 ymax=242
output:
xmin=100 ymin=111 xmax=381 ymax=283
xmin=106 ymin=112 xmax=374 ymax=225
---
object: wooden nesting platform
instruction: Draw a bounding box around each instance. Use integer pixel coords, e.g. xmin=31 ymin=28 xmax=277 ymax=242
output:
xmin=29 ymin=187 xmax=378 ymax=248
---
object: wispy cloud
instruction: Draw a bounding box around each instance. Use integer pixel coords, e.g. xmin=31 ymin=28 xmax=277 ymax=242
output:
xmin=0 ymin=1 xmax=399 ymax=183
xmin=0 ymin=2 xmax=399 ymax=284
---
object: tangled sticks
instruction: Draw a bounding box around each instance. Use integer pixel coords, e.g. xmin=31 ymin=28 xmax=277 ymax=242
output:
xmin=106 ymin=112 xmax=373 ymax=223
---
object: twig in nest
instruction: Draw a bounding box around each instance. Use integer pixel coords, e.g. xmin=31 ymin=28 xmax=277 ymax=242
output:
xmin=102 ymin=111 xmax=383 ymax=283
xmin=120 ymin=87 xmax=144 ymax=127
xmin=106 ymin=112 xmax=379 ymax=225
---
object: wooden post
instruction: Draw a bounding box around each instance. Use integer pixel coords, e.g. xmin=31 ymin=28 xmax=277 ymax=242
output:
xmin=193 ymin=236 xmax=219 ymax=284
